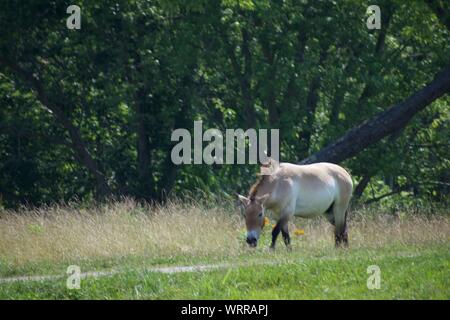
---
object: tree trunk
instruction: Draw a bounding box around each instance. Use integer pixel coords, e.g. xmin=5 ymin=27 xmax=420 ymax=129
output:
xmin=220 ymin=22 xmax=256 ymax=128
xmin=355 ymin=5 xmax=393 ymax=109
xmin=301 ymin=48 xmax=328 ymax=155
xmin=241 ymin=28 xmax=256 ymax=128
xmin=0 ymin=58 xmax=112 ymax=199
xmin=259 ymin=33 xmax=279 ymax=126
xmin=354 ymin=175 xmax=372 ymax=199
xmin=158 ymin=75 xmax=194 ymax=201
xmin=300 ymin=64 xmax=450 ymax=164
xmin=135 ymin=87 xmax=153 ymax=200
xmin=158 ymin=101 xmax=190 ymax=201
xmin=281 ymin=31 xmax=307 ymax=111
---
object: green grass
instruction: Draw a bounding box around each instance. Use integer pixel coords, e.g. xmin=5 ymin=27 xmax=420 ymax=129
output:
xmin=0 ymin=200 xmax=448 ymax=299
xmin=1 ymin=243 xmax=448 ymax=299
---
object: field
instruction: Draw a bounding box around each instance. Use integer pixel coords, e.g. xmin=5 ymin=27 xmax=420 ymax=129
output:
xmin=0 ymin=199 xmax=449 ymax=299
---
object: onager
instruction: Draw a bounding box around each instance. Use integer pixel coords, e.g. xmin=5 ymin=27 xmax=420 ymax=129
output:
xmin=237 ymin=159 xmax=353 ymax=249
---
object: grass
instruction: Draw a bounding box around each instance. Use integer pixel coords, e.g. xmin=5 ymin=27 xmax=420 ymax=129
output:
xmin=0 ymin=199 xmax=448 ymax=299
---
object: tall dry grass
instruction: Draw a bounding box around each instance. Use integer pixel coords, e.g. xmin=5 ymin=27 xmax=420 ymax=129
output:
xmin=0 ymin=198 xmax=448 ymax=268
xmin=0 ymin=199 xmax=243 ymax=267
xmin=296 ymin=206 xmax=449 ymax=250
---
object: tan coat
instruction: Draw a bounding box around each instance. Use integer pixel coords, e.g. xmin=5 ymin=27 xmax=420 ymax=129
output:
xmin=238 ymin=161 xmax=353 ymax=248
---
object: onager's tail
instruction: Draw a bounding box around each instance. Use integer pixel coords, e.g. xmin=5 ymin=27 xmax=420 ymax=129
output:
xmin=334 ymin=168 xmax=352 ymax=248
xmin=335 ymin=208 xmax=349 ymax=247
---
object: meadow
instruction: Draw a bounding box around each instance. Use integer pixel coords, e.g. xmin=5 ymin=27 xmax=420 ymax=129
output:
xmin=0 ymin=199 xmax=448 ymax=299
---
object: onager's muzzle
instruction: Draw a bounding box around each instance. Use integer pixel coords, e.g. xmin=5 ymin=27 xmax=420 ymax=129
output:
xmin=246 ymin=230 xmax=259 ymax=247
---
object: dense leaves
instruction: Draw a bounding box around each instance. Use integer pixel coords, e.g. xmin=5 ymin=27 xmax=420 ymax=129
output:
xmin=0 ymin=0 xmax=448 ymax=208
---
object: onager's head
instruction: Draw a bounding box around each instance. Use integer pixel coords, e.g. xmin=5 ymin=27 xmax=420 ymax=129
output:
xmin=237 ymin=194 xmax=269 ymax=247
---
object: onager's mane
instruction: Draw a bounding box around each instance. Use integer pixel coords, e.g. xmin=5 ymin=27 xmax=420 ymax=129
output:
xmin=248 ymin=175 xmax=268 ymax=200
xmin=248 ymin=159 xmax=278 ymax=200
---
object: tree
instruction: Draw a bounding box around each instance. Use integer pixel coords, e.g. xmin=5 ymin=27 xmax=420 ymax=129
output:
xmin=300 ymin=64 xmax=450 ymax=164
xmin=0 ymin=0 xmax=448 ymax=207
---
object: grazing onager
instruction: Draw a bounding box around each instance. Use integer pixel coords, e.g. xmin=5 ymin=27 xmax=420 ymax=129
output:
xmin=237 ymin=159 xmax=353 ymax=249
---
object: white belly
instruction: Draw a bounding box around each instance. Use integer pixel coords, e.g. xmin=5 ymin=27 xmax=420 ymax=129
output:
xmin=293 ymin=182 xmax=336 ymax=218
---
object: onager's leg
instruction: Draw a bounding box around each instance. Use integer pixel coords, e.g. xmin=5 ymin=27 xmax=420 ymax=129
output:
xmin=270 ymin=216 xmax=290 ymax=249
xmin=270 ymin=221 xmax=282 ymax=249
xmin=280 ymin=220 xmax=291 ymax=249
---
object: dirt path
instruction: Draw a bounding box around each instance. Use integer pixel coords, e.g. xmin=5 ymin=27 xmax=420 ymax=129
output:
xmin=0 ymin=260 xmax=282 ymax=284
xmin=0 ymin=251 xmax=422 ymax=284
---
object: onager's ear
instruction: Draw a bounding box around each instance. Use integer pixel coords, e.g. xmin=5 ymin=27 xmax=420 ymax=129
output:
xmin=236 ymin=193 xmax=251 ymax=207
xmin=260 ymin=157 xmax=279 ymax=175
xmin=255 ymin=194 xmax=269 ymax=206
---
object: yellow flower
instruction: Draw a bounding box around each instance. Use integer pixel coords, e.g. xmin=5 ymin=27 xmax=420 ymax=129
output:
xmin=263 ymin=216 xmax=270 ymax=227
xmin=294 ymin=228 xmax=305 ymax=236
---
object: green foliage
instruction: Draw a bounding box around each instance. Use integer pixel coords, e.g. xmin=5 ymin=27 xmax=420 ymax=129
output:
xmin=0 ymin=0 xmax=448 ymax=207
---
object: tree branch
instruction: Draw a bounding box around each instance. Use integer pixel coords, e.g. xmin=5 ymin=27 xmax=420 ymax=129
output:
xmin=0 ymin=57 xmax=112 ymax=198
xmin=300 ymin=64 xmax=450 ymax=164
xmin=364 ymin=189 xmax=407 ymax=205
xmin=354 ymin=174 xmax=373 ymax=199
